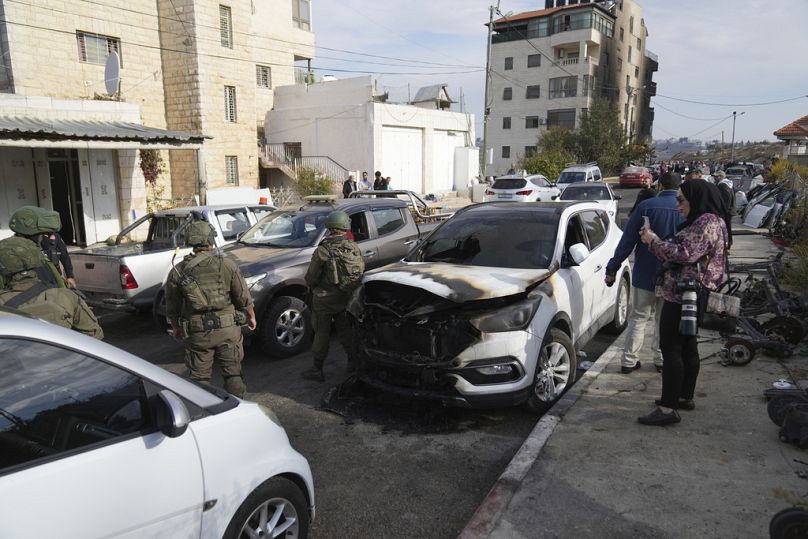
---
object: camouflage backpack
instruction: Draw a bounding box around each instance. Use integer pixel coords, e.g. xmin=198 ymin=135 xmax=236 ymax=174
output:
xmin=178 ymin=253 xmax=231 ymax=313
xmin=323 ymin=239 xmax=364 ymax=293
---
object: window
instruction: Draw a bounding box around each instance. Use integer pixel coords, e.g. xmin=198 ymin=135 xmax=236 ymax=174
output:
xmin=502 ymin=116 xmax=511 ymax=129
xmin=503 ymin=87 xmax=512 ymax=100
xmin=502 ymin=146 xmax=511 ymax=158
xmin=0 ymin=338 xmax=152 ymax=471
xmin=617 ymin=57 xmax=623 ymax=71
xmin=619 ymin=27 xmax=624 ymax=41
xmin=549 ymin=76 xmax=577 ymax=98
xmin=582 ymin=75 xmax=594 ymax=97
xmin=526 ymin=85 xmax=541 ymax=99
xmin=525 ymin=116 xmax=539 ymax=129
xmin=548 ymin=109 xmax=576 ymax=129
xmin=629 ymin=16 xmax=634 ymax=34
xmin=504 ymin=57 xmax=513 ymax=70
xmin=581 ymin=210 xmax=608 ymax=250
xmin=216 ymin=210 xmax=249 ymax=241
xmin=527 ymin=54 xmax=541 ymax=68
xmin=76 ymin=31 xmax=120 ymax=65
xmin=225 ymin=156 xmax=239 ymax=185
xmin=637 ymin=37 xmax=642 ymax=49
xmin=293 ymin=0 xmax=311 ymax=30
xmin=524 ymin=146 xmax=537 ymax=158
xmin=219 ymin=5 xmax=233 ymax=48
xmin=634 ymin=66 xmax=639 ymax=78
xmin=224 ymin=86 xmax=237 ymax=122
xmin=256 ymin=65 xmax=272 ymax=88
xmin=372 ymin=208 xmax=405 ymax=236
xmin=628 ymin=46 xmax=632 ymax=63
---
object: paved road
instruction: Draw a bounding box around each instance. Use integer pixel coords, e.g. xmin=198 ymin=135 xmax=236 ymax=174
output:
xmin=102 ymin=186 xmax=642 ymax=538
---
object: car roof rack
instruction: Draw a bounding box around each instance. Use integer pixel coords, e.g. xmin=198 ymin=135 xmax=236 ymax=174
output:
xmin=564 ymin=161 xmax=598 ymax=167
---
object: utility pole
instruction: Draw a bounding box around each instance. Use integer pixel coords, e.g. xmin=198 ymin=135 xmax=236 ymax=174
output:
xmin=730 ymin=111 xmax=745 ymax=163
xmin=481 ymin=2 xmax=499 ymax=178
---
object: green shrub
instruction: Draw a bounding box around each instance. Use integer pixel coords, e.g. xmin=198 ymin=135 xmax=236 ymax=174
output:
xmin=296 ymin=167 xmax=334 ymax=196
xmin=521 ymin=148 xmax=573 ymax=181
xmin=782 ymin=241 xmax=808 ymax=293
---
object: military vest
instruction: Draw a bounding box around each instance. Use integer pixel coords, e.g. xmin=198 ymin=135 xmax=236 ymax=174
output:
xmin=179 ymin=252 xmax=231 ymax=313
xmin=321 ymin=236 xmax=364 ymax=293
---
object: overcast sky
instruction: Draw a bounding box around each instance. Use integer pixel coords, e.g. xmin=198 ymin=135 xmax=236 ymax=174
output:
xmin=311 ymin=0 xmax=807 ymax=143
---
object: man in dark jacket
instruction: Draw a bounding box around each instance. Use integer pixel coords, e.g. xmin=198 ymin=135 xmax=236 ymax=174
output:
xmin=629 ymin=176 xmax=657 ymax=216
xmin=605 ymin=172 xmax=684 ymax=374
xmin=342 ymin=174 xmax=357 ymax=198
xmin=714 ymin=170 xmax=735 ymax=216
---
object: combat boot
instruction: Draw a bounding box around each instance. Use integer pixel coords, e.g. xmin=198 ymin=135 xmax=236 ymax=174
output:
xmin=224 ymin=375 xmax=246 ymax=398
xmin=301 ymin=366 xmax=325 ymax=382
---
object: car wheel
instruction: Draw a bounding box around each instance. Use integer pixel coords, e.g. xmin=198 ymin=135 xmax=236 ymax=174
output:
xmin=526 ymin=328 xmax=577 ymax=413
xmin=769 ymin=507 xmax=808 ymax=539
xmin=152 ymin=291 xmax=169 ymax=332
xmin=605 ymin=276 xmax=630 ymax=333
xmin=223 ymin=477 xmax=309 ymax=539
xmin=259 ymin=296 xmax=311 ymax=358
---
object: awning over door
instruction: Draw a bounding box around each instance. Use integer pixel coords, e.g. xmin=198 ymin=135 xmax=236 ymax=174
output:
xmin=0 ymin=117 xmax=206 ymax=149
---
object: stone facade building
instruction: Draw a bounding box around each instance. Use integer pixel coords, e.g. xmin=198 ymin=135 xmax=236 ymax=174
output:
xmin=0 ymin=0 xmax=313 ymax=244
xmin=485 ymin=0 xmax=658 ymax=176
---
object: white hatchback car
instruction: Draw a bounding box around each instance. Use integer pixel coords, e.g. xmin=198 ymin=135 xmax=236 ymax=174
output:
xmin=0 ymin=310 xmax=314 ymax=539
xmin=351 ymin=201 xmax=631 ymax=412
xmin=484 ymin=174 xmax=561 ymax=202
xmin=559 ymin=181 xmax=621 ymax=219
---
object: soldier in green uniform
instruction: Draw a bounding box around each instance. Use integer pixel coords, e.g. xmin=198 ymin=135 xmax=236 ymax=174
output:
xmin=165 ymin=221 xmax=256 ymax=397
xmin=6 ymin=206 xmax=68 ymax=290
xmin=301 ymin=210 xmax=364 ymax=382
xmin=0 ymin=236 xmax=103 ymax=339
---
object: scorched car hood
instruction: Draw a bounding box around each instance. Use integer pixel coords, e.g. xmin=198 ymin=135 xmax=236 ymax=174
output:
xmin=363 ymin=261 xmax=552 ymax=302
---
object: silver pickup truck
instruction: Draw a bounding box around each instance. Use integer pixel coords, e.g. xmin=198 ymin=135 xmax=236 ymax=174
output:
xmin=72 ymin=204 xmax=275 ymax=314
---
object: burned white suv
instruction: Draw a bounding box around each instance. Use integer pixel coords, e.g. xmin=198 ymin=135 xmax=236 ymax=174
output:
xmin=350 ymin=201 xmax=630 ymax=411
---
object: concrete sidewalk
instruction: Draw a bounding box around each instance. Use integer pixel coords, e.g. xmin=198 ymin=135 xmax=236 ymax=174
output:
xmin=461 ymin=233 xmax=808 ymax=538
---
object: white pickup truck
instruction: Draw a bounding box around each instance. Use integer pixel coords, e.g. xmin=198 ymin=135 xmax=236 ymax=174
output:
xmin=72 ymin=204 xmax=274 ymax=314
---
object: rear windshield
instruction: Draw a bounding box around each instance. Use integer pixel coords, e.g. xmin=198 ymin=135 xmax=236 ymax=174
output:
xmin=622 ymin=167 xmax=645 ymax=174
xmin=557 ymin=171 xmax=586 ymax=183
xmin=492 ymin=178 xmax=527 ymax=190
xmin=406 ymin=208 xmax=559 ymax=269
xmin=726 ymin=167 xmax=747 ymax=175
xmin=560 ymin=186 xmax=610 ymax=200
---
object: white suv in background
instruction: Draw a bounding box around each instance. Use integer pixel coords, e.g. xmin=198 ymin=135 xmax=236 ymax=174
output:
xmin=556 ymin=163 xmax=603 ymax=191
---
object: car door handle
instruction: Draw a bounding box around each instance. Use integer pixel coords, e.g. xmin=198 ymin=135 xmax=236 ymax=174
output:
xmin=364 ymin=251 xmax=377 ymax=258
xmin=594 ymin=265 xmax=602 ymax=272
xmin=404 ymin=239 xmax=417 ymax=246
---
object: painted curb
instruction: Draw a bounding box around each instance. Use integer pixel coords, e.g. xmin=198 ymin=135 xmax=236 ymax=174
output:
xmin=457 ymin=332 xmax=625 ymax=539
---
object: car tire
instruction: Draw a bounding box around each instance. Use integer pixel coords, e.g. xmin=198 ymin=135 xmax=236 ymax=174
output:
xmin=526 ymin=328 xmax=577 ymax=413
xmin=605 ymin=276 xmax=630 ymax=333
xmin=223 ymin=476 xmax=309 ymax=539
xmin=152 ymin=291 xmax=169 ymax=332
xmin=259 ymin=296 xmax=311 ymax=358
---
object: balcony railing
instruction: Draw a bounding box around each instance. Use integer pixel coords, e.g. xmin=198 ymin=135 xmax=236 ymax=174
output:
xmin=295 ymin=68 xmax=314 ymax=84
xmin=551 ymin=56 xmax=597 ymax=67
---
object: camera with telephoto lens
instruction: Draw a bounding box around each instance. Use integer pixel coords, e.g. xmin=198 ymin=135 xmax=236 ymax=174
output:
xmin=676 ymin=279 xmax=699 ymax=336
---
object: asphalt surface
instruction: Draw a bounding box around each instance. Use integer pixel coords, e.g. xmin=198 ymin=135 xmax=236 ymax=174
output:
xmin=101 ymin=186 xmax=642 ymax=538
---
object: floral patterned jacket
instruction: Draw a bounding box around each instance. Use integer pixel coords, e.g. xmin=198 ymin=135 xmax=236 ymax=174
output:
xmin=648 ymin=212 xmax=728 ymax=303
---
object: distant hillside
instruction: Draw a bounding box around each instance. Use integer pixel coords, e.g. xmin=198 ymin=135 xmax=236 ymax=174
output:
xmin=663 ymin=141 xmax=782 ymax=164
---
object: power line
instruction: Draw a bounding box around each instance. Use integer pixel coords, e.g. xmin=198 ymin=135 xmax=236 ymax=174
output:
xmin=651 ymin=100 xmax=727 ymax=121
xmin=310 ymin=66 xmax=483 ymax=76
xmin=317 ymin=46 xmax=482 ymax=69
xmin=655 ymin=93 xmax=808 ymax=107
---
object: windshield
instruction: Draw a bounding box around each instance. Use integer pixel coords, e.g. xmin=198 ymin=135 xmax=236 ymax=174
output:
xmin=406 ymin=208 xmax=560 ymax=269
xmin=557 ymin=171 xmax=586 ymax=184
xmin=492 ymin=178 xmax=527 ymax=190
xmin=726 ymin=167 xmax=747 ymax=176
xmin=560 ymin=186 xmax=610 ymax=200
xmin=239 ymin=210 xmax=328 ymax=247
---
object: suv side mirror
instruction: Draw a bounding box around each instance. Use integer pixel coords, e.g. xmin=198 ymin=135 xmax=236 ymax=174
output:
xmin=569 ymin=243 xmax=590 ymax=265
xmin=155 ymin=390 xmax=190 ymax=438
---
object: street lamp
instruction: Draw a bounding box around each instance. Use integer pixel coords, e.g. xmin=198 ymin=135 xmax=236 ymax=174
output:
xmin=730 ymin=111 xmax=745 ymax=163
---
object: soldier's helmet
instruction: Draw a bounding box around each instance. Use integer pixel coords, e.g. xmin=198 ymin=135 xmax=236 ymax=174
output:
xmin=9 ymin=206 xmax=62 ymax=236
xmin=0 ymin=236 xmax=43 ymax=277
xmin=324 ymin=211 xmax=351 ymax=231
xmin=184 ymin=221 xmax=216 ymax=247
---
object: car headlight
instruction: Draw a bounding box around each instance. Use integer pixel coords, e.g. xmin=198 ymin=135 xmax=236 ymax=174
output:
xmin=245 ymin=273 xmax=267 ymax=287
xmin=471 ymin=297 xmax=541 ymax=333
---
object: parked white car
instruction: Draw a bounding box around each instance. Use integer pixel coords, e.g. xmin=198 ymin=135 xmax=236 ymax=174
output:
xmin=559 ymin=181 xmax=620 ymax=219
xmin=556 ymin=163 xmax=603 ymax=192
xmin=351 ymin=201 xmax=631 ymax=412
xmin=0 ymin=311 xmax=314 ymax=539
xmin=484 ymin=174 xmax=560 ymax=202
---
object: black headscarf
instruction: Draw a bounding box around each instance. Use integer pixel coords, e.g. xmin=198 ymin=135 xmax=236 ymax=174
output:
xmin=679 ymin=179 xmax=733 ymax=246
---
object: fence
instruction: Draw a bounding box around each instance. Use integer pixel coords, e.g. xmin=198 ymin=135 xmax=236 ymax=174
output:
xmin=261 ymin=143 xmax=349 ymax=188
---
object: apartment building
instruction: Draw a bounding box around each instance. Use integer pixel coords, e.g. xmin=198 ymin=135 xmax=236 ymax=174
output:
xmin=0 ymin=0 xmax=313 ymax=244
xmin=486 ymin=0 xmax=657 ymax=176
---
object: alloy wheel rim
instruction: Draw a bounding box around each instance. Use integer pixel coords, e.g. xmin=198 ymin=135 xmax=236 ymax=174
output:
xmin=534 ymin=342 xmax=571 ymax=402
xmin=239 ymin=497 xmax=299 ymax=538
xmin=617 ymin=282 xmax=629 ymax=326
xmin=275 ymin=308 xmax=305 ymax=347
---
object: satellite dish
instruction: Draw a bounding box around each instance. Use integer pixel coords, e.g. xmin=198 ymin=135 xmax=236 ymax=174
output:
xmin=105 ymin=51 xmax=120 ymax=96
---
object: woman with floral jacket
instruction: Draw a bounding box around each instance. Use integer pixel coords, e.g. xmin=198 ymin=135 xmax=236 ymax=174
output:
xmin=638 ymin=179 xmax=730 ymax=426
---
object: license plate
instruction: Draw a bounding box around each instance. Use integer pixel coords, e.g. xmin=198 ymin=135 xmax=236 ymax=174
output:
xmin=498 ymin=194 xmax=513 ymax=199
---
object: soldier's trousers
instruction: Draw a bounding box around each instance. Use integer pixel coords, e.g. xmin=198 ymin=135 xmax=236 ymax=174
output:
xmin=184 ymin=324 xmax=245 ymax=395
xmin=311 ymin=308 xmax=353 ymax=369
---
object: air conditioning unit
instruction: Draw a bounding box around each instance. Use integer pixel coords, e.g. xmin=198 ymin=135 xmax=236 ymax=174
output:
xmin=539 ymin=118 xmax=547 ymax=125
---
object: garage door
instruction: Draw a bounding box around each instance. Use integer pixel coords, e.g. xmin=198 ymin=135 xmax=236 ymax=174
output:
xmin=381 ymin=126 xmax=422 ymax=193
xmin=431 ymin=131 xmax=465 ymax=192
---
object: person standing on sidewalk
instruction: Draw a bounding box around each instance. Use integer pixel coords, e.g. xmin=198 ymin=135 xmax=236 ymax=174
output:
xmin=628 ymin=175 xmax=657 ymax=217
xmin=301 ymin=211 xmax=365 ymax=382
xmin=605 ymin=172 xmax=683 ymax=374
xmin=637 ymin=179 xmax=729 ymax=425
